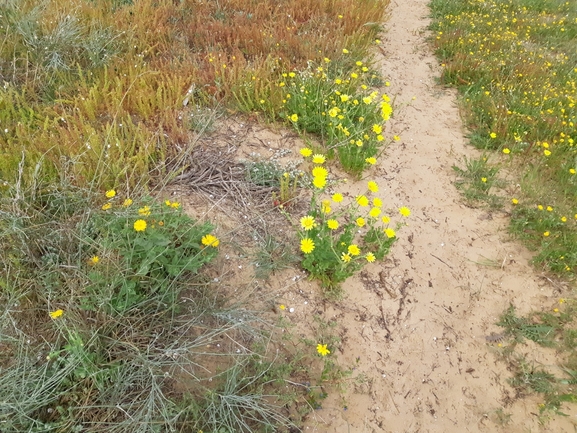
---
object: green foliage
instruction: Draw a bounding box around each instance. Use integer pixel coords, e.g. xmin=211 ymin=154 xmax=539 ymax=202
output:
xmin=85 ymin=196 xmax=218 ymax=312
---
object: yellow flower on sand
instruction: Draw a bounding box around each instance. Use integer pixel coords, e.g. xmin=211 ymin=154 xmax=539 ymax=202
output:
xmin=373 ymin=197 xmax=383 ymax=207
xmin=312 ymin=154 xmax=326 ymax=164
xmin=341 ymin=252 xmax=351 ymax=263
xmin=49 ymin=309 xmax=64 ymax=319
xmin=134 ymin=219 xmax=147 ymax=232
xmin=138 ymin=206 xmax=151 ymax=216
xmin=321 ymin=201 xmax=331 ymax=214
xmin=300 ymin=215 xmax=316 ymax=231
xmin=356 ymin=217 xmax=366 ymax=227
xmin=300 ymin=148 xmax=313 ymax=157
xmin=365 ymin=253 xmax=376 ymax=263
xmin=317 ymin=343 xmax=330 ymax=356
xmin=300 ymin=238 xmax=315 ymax=254
xmin=399 ymin=206 xmax=411 ymax=217
xmin=348 ymin=244 xmax=361 ymax=256
xmin=102 ymin=203 xmax=112 ymax=211
xmin=332 ymin=193 xmax=344 ymax=203
xmin=381 ymin=102 xmax=392 ymax=120
xmin=279 ymin=304 xmax=286 ymax=310
xmin=365 ymin=157 xmax=377 ymax=165
xmin=313 ymin=176 xmax=327 ymax=189
xmin=367 ymin=181 xmax=379 ymax=193
xmin=369 ymin=207 xmax=381 ymax=218
xmin=90 ymin=256 xmax=100 ymax=265
xmin=327 ymin=219 xmax=339 ymax=230
xmin=105 ymin=189 xmax=116 ymax=198
xmin=312 ymin=166 xmax=328 ymax=178
xmin=384 ymin=228 xmax=396 ymax=238
xmin=382 ymin=215 xmax=390 ymax=223
xmin=356 ymin=195 xmax=369 ymax=207
xmin=123 ymin=198 xmax=133 ymax=207
xmin=201 ymin=234 xmax=220 ymax=247
xmin=170 ymin=202 xmax=180 ymax=209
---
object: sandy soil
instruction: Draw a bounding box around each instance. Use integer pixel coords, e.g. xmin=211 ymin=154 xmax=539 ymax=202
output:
xmin=173 ymin=0 xmax=577 ymax=431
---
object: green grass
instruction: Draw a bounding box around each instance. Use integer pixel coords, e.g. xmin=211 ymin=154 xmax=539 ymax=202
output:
xmin=429 ymin=0 xmax=577 ymax=278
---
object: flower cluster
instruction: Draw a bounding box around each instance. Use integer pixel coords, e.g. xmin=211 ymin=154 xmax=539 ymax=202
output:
xmin=296 ymin=161 xmax=408 ymax=292
xmin=281 ymin=59 xmax=395 ymax=177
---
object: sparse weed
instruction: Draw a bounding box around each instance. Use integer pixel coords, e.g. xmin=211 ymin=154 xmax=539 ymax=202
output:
xmin=452 ymin=155 xmax=503 ymax=208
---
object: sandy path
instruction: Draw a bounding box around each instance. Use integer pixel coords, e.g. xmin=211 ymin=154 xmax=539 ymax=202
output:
xmin=300 ymin=0 xmax=574 ymax=431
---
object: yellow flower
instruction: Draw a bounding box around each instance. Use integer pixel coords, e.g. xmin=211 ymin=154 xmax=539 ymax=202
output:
xmin=543 ymin=149 xmax=551 ymax=156
xmin=341 ymin=253 xmax=351 ymax=263
xmin=569 ymin=168 xmax=576 ymax=174
xmin=171 ymin=202 xmax=180 ymax=209
xmin=369 ymin=207 xmax=381 ymax=218
xmin=399 ymin=207 xmax=411 ymax=217
xmin=373 ymin=198 xmax=383 ymax=207
xmin=321 ymin=201 xmax=331 ymax=214
xmin=300 ymin=148 xmax=313 ymax=157
xmin=201 ymin=234 xmax=220 ymax=247
xmin=481 ymin=177 xmax=487 ymax=183
xmin=328 ymin=107 xmax=340 ymax=117
xmin=317 ymin=343 xmax=330 ymax=356
xmin=356 ymin=217 xmax=366 ymax=227
xmin=367 ymin=181 xmax=379 ymax=193
xmin=365 ymin=157 xmax=377 ymax=165
xmin=300 ymin=238 xmax=315 ymax=254
xmin=340 ymin=94 xmax=350 ymax=102
xmin=393 ymin=135 xmax=400 ymax=141
xmin=105 ymin=189 xmax=116 ymax=198
xmin=123 ymin=198 xmax=133 ymax=207
xmin=543 ymin=231 xmax=550 ymax=237
xmin=165 ymin=200 xmax=172 ymax=206
xmin=372 ymin=124 xmax=382 ymax=134
xmin=327 ymin=219 xmax=339 ymax=230
xmin=300 ymin=215 xmax=316 ymax=231
xmin=342 ymin=48 xmax=349 ymax=54
xmin=384 ymin=228 xmax=396 ymax=238
xmin=490 ymin=132 xmax=497 ymax=139
xmin=561 ymin=216 xmax=567 ymax=222
xmin=312 ymin=166 xmax=328 ymax=178
xmin=138 ymin=206 xmax=151 ymax=216
xmin=381 ymin=215 xmax=390 ymax=223
xmin=348 ymin=244 xmax=361 ymax=256
xmin=546 ymin=206 xmax=553 ymax=212
xmin=376 ymin=134 xmax=384 ymax=142
xmin=49 ymin=309 xmax=64 ymax=319
xmin=365 ymin=253 xmax=376 ymax=263
xmin=134 ymin=219 xmax=147 ymax=232
xmin=332 ymin=193 xmax=344 ymax=203
xmin=511 ymin=198 xmax=519 ymax=205
xmin=356 ymin=195 xmax=369 ymax=207
xmin=102 ymin=203 xmax=112 ymax=211
xmin=312 ymin=176 xmax=327 ymax=189
xmin=381 ymin=102 xmax=392 ymax=120
xmin=90 ymin=256 xmax=100 ymax=265
xmin=290 ymin=113 xmax=299 ymax=122
xmin=538 ymin=205 xmax=544 ymax=210
xmin=312 ymin=154 xmax=326 ymax=164
xmin=503 ymin=148 xmax=511 ymax=154
xmin=279 ymin=304 xmax=286 ymax=310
